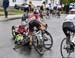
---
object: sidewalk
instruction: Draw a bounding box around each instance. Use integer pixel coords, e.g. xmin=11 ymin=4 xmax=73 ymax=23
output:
xmin=0 ymin=14 xmax=67 ymax=22
xmin=0 ymin=14 xmax=23 ymax=21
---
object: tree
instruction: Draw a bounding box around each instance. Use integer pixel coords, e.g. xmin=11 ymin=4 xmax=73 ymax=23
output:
xmin=60 ymin=0 xmax=75 ymax=5
xmin=70 ymin=0 xmax=75 ymax=3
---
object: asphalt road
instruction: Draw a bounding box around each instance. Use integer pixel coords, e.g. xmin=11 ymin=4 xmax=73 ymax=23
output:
xmin=0 ymin=15 xmax=73 ymax=58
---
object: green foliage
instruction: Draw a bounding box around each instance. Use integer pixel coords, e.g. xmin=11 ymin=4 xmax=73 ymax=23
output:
xmin=0 ymin=14 xmax=4 ymax=16
xmin=0 ymin=7 xmax=4 ymax=11
xmin=0 ymin=8 xmax=23 ymax=16
xmin=60 ymin=0 xmax=75 ymax=5
xmin=70 ymin=0 xmax=75 ymax=3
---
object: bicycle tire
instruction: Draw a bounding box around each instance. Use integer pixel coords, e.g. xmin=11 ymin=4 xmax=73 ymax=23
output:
xmin=60 ymin=38 xmax=66 ymax=58
xmin=12 ymin=26 xmax=16 ymax=39
xmin=33 ymin=35 xmax=44 ymax=55
xmin=60 ymin=38 xmax=71 ymax=58
xmin=43 ymin=30 xmax=53 ymax=50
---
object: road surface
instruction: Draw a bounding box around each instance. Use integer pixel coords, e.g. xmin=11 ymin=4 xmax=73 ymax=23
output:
xmin=0 ymin=15 xmax=74 ymax=58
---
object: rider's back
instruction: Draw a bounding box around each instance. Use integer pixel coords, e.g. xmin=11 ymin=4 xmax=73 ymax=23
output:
xmin=64 ymin=14 xmax=75 ymax=25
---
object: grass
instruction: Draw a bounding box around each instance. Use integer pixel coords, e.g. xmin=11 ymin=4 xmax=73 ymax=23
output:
xmin=0 ymin=7 xmax=23 ymax=16
xmin=0 ymin=7 xmax=3 ymax=12
xmin=0 ymin=14 xmax=4 ymax=16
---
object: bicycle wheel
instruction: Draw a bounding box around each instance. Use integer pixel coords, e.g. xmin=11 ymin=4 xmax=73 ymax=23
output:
xmin=60 ymin=38 xmax=71 ymax=58
xmin=43 ymin=30 xmax=53 ymax=50
xmin=33 ymin=35 xmax=44 ymax=55
xmin=12 ymin=26 xmax=16 ymax=39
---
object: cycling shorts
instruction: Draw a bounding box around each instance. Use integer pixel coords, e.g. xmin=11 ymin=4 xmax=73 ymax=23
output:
xmin=29 ymin=20 xmax=41 ymax=32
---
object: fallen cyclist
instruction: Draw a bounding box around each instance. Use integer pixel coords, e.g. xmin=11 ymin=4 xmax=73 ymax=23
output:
xmin=14 ymin=25 xmax=28 ymax=45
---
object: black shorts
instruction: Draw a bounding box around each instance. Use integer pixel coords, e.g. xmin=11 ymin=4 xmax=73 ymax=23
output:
xmin=50 ymin=9 xmax=53 ymax=14
xmin=46 ymin=8 xmax=49 ymax=10
xmin=29 ymin=20 xmax=41 ymax=32
xmin=58 ymin=8 xmax=61 ymax=11
xmin=62 ymin=22 xmax=75 ymax=36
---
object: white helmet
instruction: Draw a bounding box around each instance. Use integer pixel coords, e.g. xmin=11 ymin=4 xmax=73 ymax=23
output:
xmin=70 ymin=9 xmax=75 ymax=11
xmin=21 ymin=21 xmax=27 ymax=26
xmin=34 ymin=9 xmax=39 ymax=13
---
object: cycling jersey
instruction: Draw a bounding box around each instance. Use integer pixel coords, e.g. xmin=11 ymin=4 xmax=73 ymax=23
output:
xmin=63 ymin=14 xmax=75 ymax=37
xmin=28 ymin=12 xmax=41 ymax=22
xmin=17 ymin=25 xmax=28 ymax=33
xmin=64 ymin=14 xmax=75 ymax=25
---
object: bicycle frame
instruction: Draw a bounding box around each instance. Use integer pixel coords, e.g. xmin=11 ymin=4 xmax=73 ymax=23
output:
xmin=33 ymin=27 xmax=43 ymax=46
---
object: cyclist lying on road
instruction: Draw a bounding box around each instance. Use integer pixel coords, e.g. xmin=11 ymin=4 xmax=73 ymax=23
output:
xmin=14 ymin=25 xmax=28 ymax=43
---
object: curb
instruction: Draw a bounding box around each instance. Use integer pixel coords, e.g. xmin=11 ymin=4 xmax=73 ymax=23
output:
xmin=0 ymin=16 xmax=22 ymax=22
xmin=4 ymin=17 xmax=22 ymax=21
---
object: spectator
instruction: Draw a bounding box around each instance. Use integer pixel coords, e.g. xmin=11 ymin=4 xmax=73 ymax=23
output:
xmin=3 ymin=0 xmax=9 ymax=18
xmin=46 ymin=3 xmax=49 ymax=14
xmin=49 ymin=3 xmax=53 ymax=14
xmin=53 ymin=4 xmax=57 ymax=15
xmin=29 ymin=1 xmax=34 ymax=13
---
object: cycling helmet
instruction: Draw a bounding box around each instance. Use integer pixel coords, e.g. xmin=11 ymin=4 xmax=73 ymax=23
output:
xmin=34 ymin=8 xmax=39 ymax=14
xmin=70 ymin=9 xmax=75 ymax=14
xmin=21 ymin=21 xmax=27 ymax=26
xmin=70 ymin=9 xmax=75 ymax=11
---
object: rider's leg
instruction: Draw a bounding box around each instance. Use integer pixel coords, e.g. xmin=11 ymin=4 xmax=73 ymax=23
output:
xmin=29 ymin=20 xmax=34 ymax=47
xmin=69 ymin=26 xmax=75 ymax=45
xmin=62 ymin=22 xmax=70 ymax=48
xmin=63 ymin=22 xmax=75 ymax=48
xmin=63 ymin=27 xmax=70 ymax=48
xmin=29 ymin=31 xmax=33 ymax=46
xmin=66 ymin=33 xmax=70 ymax=48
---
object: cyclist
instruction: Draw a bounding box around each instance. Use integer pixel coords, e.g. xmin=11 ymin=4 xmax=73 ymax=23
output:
xmin=46 ymin=3 xmax=50 ymax=16
xmin=48 ymin=3 xmax=53 ymax=15
xmin=29 ymin=1 xmax=34 ymax=13
xmin=62 ymin=9 xmax=75 ymax=49
xmin=28 ymin=7 xmax=46 ymax=48
xmin=13 ymin=25 xmax=28 ymax=45
xmin=17 ymin=25 xmax=28 ymax=34
xmin=41 ymin=2 xmax=46 ymax=15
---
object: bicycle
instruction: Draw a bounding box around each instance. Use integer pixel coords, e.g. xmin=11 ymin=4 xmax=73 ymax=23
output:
xmin=12 ymin=26 xmax=17 ymax=40
xmin=60 ymin=31 xmax=75 ymax=58
xmin=32 ymin=27 xmax=53 ymax=55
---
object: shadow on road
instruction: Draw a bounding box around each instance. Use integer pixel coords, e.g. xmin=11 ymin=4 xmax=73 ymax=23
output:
xmin=13 ymin=45 xmax=32 ymax=55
